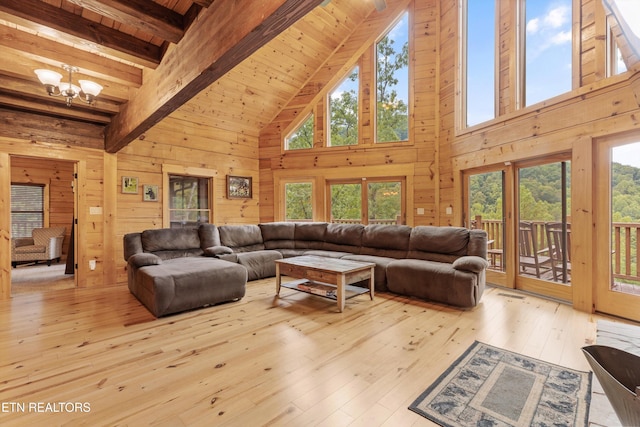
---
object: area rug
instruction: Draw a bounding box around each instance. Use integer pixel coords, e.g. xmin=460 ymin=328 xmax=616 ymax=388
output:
xmin=409 ymin=341 xmax=592 ymax=427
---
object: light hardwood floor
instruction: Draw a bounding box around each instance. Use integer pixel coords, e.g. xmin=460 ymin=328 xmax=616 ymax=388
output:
xmin=0 ymin=279 xmax=628 ymax=426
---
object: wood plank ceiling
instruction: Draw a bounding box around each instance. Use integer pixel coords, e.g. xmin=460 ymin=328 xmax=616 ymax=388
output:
xmin=0 ymin=0 xmax=377 ymax=152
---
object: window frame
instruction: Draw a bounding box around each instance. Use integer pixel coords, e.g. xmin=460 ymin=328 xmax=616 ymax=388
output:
xmin=519 ymin=0 xmax=576 ymax=108
xmin=460 ymin=0 xmax=499 ymax=129
xmin=162 ymin=165 xmax=216 ymax=228
xmin=326 ymin=176 xmax=406 ymax=225
xmin=327 ymin=65 xmax=360 ymax=148
xmin=283 ymin=180 xmax=315 ymax=222
xmin=284 ymin=112 xmax=315 ymax=151
xmin=374 ymin=10 xmax=411 ymax=144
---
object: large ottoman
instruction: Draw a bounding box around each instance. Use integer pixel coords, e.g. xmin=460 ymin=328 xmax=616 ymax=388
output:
xmin=127 ymin=256 xmax=247 ymax=317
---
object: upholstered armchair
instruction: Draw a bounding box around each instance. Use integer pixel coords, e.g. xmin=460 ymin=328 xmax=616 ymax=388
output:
xmin=11 ymin=227 xmax=66 ymax=268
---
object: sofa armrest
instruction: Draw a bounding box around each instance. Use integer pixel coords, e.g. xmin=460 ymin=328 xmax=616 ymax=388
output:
xmin=452 ymin=256 xmax=488 ymax=273
xmin=203 ymin=245 xmax=234 ymax=257
xmin=128 ymin=253 xmax=162 ymax=268
xmin=47 ymin=236 xmax=65 ymax=257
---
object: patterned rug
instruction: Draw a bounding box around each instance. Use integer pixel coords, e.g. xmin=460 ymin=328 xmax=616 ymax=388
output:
xmin=409 ymin=341 xmax=592 ymax=426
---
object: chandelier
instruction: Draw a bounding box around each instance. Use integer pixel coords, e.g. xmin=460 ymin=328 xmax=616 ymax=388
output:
xmin=34 ymin=64 xmax=103 ymax=107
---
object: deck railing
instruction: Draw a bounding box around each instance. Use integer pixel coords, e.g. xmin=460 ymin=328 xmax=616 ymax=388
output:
xmin=331 ymin=218 xmax=400 ymax=225
xmin=473 ymin=217 xmax=640 ymax=284
xmin=613 ymin=222 xmax=640 ymax=281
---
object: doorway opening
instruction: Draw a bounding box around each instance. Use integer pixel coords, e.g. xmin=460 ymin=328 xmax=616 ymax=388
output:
xmin=10 ymin=156 xmax=77 ymax=294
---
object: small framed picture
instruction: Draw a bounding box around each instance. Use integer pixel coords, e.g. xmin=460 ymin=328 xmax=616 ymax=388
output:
xmin=143 ymin=185 xmax=159 ymax=202
xmin=122 ymin=176 xmax=138 ymax=194
xmin=227 ymin=175 xmax=252 ymax=199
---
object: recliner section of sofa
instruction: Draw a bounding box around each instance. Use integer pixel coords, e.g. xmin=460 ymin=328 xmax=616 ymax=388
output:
xmin=123 ymin=222 xmax=488 ymax=317
xmin=123 ymin=227 xmax=247 ymax=317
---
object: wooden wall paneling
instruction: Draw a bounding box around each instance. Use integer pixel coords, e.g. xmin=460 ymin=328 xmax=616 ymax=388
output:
xmin=0 ymin=152 xmax=10 ymax=299
xmin=360 ymin=48 xmax=373 ymax=146
xmin=571 ymin=136 xmax=595 ymax=312
xmin=103 ymin=153 xmax=117 ymax=287
xmin=592 ymin=0 xmax=607 ymax=83
xmin=497 ymin=0 xmax=517 ymax=116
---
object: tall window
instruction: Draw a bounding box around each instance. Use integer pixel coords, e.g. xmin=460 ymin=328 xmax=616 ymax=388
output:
xmin=376 ymin=12 xmax=409 ymax=143
xmin=329 ymin=67 xmax=359 ymax=147
xmin=524 ymin=0 xmax=572 ymax=106
xmin=284 ymin=182 xmax=313 ymax=221
xmin=286 ymin=113 xmax=314 ymax=150
xmin=168 ymin=175 xmax=210 ymax=228
xmin=11 ymin=184 xmax=44 ymax=238
xmin=464 ymin=0 xmax=496 ymax=127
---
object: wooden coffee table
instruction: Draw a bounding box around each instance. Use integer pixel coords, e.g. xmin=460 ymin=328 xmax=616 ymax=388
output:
xmin=275 ymin=255 xmax=375 ymax=312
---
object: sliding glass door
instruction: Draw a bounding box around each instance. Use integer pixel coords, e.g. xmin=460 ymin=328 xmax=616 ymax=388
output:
xmin=596 ymin=137 xmax=640 ymax=322
xmin=464 ymin=169 xmax=507 ymax=286
xmin=516 ymin=159 xmax=571 ymax=301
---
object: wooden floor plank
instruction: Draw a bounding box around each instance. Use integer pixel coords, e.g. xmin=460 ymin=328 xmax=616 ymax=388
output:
xmin=0 ymin=279 xmax=631 ymax=426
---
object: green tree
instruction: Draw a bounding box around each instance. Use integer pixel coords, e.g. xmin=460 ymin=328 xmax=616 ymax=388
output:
xmin=285 ymin=183 xmax=312 ymax=220
xmin=330 ymin=69 xmax=358 ymax=147
xmin=331 ymin=184 xmax=361 ymax=220
xmin=287 ymin=114 xmax=314 ymax=150
xmin=368 ymin=182 xmax=401 ymax=221
xmin=376 ymin=36 xmax=409 ymax=142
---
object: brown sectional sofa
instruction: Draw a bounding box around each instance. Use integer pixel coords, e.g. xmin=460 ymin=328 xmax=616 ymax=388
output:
xmin=123 ymin=222 xmax=488 ymax=317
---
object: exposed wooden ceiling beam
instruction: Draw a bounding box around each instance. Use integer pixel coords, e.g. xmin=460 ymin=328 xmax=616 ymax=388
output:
xmin=0 ymin=0 xmax=162 ymax=68
xmin=0 ymin=94 xmax=112 ymax=124
xmin=65 ymin=0 xmax=185 ymax=44
xmin=104 ymin=0 xmax=326 ymax=153
xmin=0 ymin=107 xmax=105 ymax=149
xmin=191 ymin=0 xmax=214 ymax=7
xmin=0 ymin=25 xmax=142 ymax=88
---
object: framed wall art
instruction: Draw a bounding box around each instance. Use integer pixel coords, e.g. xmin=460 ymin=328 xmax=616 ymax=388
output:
xmin=227 ymin=175 xmax=252 ymax=199
xmin=122 ymin=176 xmax=139 ymax=194
xmin=143 ymin=185 xmax=159 ymax=202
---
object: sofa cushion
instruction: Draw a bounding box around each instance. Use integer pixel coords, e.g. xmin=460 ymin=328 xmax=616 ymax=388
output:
xmin=259 ymin=222 xmax=296 ymax=249
xmin=198 ymin=224 xmax=222 ymax=249
xmin=236 ymin=250 xmax=283 ymax=281
xmin=360 ymin=224 xmax=411 ymax=258
xmin=141 ymin=228 xmax=201 ymax=252
xmin=14 ymin=245 xmax=45 ymax=254
xmin=408 ymin=226 xmax=470 ymax=260
xmin=341 ymin=254 xmax=397 ymax=292
xmin=219 ymin=225 xmax=265 ymax=252
xmin=152 ymin=248 xmax=204 ymax=261
xmin=304 ymin=250 xmax=351 ymax=258
xmin=128 ymin=253 xmax=162 ymax=268
xmin=322 ymin=223 xmax=363 ymax=253
xmin=294 ymin=222 xmax=328 ymax=249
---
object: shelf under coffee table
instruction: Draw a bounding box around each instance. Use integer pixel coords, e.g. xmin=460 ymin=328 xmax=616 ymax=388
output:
xmin=275 ymin=255 xmax=375 ymax=312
